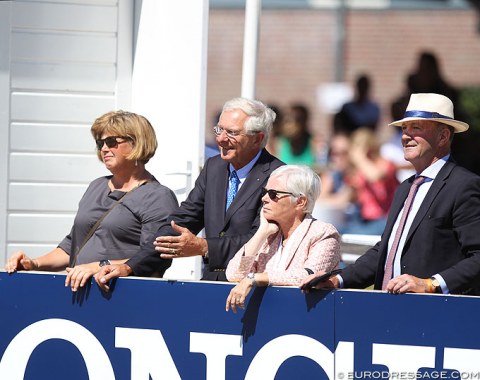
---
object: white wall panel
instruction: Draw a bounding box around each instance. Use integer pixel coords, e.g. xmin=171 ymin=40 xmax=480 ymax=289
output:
xmin=2 ymin=0 xmax=139 ymax=268
xmin=8 ymin=214 xmax=75 ymax=243
xmin=0 ymin=1 xmax=12 ymax=266
xmin=25 ymin=0 xmax=117 ymax=5
xmin=11 ymin=93 xmax=116 ymax=123
xmin=11 ymin=32 xmax=116 ymax=64
xmin=11 ymin=62 xmax=116 ymax=93
xmin=12 ymin=2 xmax=117 ymax=33
xmin=9 ymin=183 xmax=88 ymax=212
xmin=7 ymin=244 xmax=58 ymax=260
xmin=11 ymin=123 xmax=94 ymax=153
xmin=10 ymin=153 xmax=108 ymax=182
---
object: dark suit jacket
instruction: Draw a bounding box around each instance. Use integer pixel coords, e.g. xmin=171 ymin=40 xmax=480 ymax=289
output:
xmin=127 ymin=149 xmax=284 ymax=280
xmin=341 ymin=160 xmax=480 ymax=295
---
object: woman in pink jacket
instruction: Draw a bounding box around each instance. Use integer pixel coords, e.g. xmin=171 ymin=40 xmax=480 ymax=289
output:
xmin=226 ymin=165 xmax=341 ymax=313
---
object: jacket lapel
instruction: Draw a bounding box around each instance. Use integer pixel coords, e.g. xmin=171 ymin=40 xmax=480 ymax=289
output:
xmin=224 ymin=149 xmax=273 ymax=223
xmin=384 ymin=176 xmax=414 ymax=238
xmin=375 ymin=175 xmax=415 ymax=269
xmin=215 ymin=161 xmax=230 ymax=224
xmin=405 ymin=161 xmax=453 ymax=242
xmin=282 ymin=216 xmax=314 ymax=270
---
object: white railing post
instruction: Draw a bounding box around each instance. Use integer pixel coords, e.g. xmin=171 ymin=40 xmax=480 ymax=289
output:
xmin=241 ymin=0 xmax=261 ymax=99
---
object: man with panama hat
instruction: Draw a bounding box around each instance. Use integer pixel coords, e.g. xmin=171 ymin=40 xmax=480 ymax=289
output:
xmin=302 ymin=93 xmax=480 ymax=295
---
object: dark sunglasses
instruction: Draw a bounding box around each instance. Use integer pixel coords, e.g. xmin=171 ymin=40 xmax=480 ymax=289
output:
xmin=261 ymin=187 xmax=296 ymax=200
xmin=95 ymin=136 xmax=131 ymax=150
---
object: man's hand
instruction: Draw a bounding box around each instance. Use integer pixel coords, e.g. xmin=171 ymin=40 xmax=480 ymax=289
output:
xmin=299 ymin=271 xmax=340 ymax=293
xmin=94 ymin=264 xmax=133 ymax=292
xmin=155 ymin=221 xmax=207 ymax=259
xmin=65 ymin=263 xmax=99 ymax=292
xmin=225 ymin=278 xmax=254 ymax=313
xmin=385 ymin=274 xmax=431 ymax=294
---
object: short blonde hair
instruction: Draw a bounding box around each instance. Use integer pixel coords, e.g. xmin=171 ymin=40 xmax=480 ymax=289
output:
xmin=350 ymin=127 xmax=380 ymax=158
xmin=91 ymin=111 xmax=157 ymax=163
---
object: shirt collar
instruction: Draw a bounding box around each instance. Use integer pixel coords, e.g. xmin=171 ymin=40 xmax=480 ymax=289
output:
xmin=418 ymin=154 xmax=449 ymax=180
xmin=229 ymin=150 xmax=262 ymax=180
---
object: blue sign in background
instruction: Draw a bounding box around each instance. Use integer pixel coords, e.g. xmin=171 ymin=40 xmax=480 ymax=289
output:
xmin=0 ymin=271 xmax=479 ymax=379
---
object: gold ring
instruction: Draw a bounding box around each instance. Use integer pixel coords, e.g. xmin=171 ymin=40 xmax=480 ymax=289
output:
xmin=170 ymin=248 xmax=175 ymax=254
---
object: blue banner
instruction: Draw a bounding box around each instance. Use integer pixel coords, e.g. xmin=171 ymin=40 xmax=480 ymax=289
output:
xmin=0 ymin=271 xmax=479 ymax=379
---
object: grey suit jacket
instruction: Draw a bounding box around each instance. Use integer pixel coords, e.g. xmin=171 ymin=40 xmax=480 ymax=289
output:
xmin=127 ymin=149 xmax=284 ymax=280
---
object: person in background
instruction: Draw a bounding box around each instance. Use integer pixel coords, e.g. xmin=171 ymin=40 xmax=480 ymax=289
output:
xmin=276 ymin=103 xmax=315 ymax=166
xmin=265 ymin=103 xmax=283 ymax=155
xmin=314 ymin=132 xmax=356 ymax=233
xmin=382 ymin=78 xmax=416 ymax=182
xmin=333 ymin=74 xmax=380 ymax=135
xmin=317 ymin=133 xmax=354 ymax=206
xmin=95 ymin=97 xmax=284 ymax=290
xmin=226 ymin=165 xmax=340 ymax=313
xmin=5 ymin=111 xmax=179 ymax=291
xmin=411 ymin=51 xmax=459 ymax=105
xmin=407 ymin=51 xmax=479 ymax=175
xmin=301 ymin=93 xmax=480 ymax=296
xmin=342 ymin=127 xmax=399 ymax=235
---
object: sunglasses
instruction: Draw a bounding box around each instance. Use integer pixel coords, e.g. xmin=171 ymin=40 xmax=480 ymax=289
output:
xmin=261 ymin=187 xmax=296 ymax=200
xmin=96 ymin=136 xmax=131 ymax=150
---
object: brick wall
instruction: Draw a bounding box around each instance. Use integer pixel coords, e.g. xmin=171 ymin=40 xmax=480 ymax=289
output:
xmin=207 ymin=8 xmax=480 ymax=144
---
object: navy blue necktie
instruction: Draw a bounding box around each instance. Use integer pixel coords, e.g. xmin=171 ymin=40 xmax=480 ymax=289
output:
xmin=226 ymin=170 xmax=240 ymax=209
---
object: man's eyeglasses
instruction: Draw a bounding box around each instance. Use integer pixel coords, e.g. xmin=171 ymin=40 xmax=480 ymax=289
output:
xmin=96 ymin=136 xmax=131 ymax=150
xmin=213 ymin=125 xmax=246 ymax=139
xmin=261 ymin=187 xmax=297 ymax=201
xmin=214 ymin=125 xmax=262 ymax=139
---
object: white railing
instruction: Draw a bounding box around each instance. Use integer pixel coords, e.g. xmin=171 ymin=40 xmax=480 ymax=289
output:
xmin=340 ymin=233 xmax=380 ymax=265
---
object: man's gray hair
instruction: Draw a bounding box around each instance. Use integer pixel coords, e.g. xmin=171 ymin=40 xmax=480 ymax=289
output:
xmin=270 ymin=165 xmax=321 ymax=213
xmin=222 ymin=97 xmax=276 ymax=148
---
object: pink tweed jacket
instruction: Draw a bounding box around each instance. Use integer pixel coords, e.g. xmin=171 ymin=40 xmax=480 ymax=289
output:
xmin=226 ymin=215 xmax=341 ymax=286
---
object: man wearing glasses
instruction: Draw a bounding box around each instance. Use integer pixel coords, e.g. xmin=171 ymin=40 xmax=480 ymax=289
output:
xmin=96 ymin=97 xmax=284 ymax=288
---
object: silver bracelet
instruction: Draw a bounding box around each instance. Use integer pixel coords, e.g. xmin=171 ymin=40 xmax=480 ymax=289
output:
xmin=247 ymin=272 xmax=257 ymax=287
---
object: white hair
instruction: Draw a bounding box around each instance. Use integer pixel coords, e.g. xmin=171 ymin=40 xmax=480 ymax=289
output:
xmin=270 ymin=165 xmax=321 ymax=213
xmin=222 ymin=97 xmax=276 ymax=148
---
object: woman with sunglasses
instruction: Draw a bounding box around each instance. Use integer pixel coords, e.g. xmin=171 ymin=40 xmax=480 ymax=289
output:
xmin=225 ymin=165 xmax=340 ymax=313
xmin=5 ymin=111 xmax=178 ymax=291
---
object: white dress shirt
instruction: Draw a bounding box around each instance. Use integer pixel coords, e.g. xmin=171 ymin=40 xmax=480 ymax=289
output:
xmin=389 ymin=155 xmax=449 ymax=293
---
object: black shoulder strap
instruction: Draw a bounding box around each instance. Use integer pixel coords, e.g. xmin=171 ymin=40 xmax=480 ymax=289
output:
xmin=69 ymin=179 xmax=150 ymax=267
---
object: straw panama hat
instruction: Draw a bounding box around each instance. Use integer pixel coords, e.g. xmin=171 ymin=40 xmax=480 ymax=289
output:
xmin=389 ymin=93 xmax=469 ymax=133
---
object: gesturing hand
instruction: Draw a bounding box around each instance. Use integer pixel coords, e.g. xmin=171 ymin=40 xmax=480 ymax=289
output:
xmin=155 ymin=221 xmax=207 ymax=259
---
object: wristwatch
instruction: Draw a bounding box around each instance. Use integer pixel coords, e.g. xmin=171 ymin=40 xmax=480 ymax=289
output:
xmin=431 ymin=277 xmax=441 ymax=293
xmin=99 ymin=259 xmax=111 ymax=267
xmin=247 ymin=272 xmax=257 ymax=287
